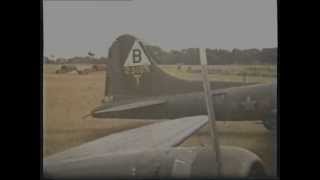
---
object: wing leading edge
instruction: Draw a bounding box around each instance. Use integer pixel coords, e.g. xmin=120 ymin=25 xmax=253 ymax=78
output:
xmin=44 ymin=115 xmax=208 ymax=164
xmin=94 ymin=98 xmax=166 ymax=114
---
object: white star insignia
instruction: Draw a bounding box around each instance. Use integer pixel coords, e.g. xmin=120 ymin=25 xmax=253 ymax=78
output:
xmin=241 ymin=96 xmax=256 ymax=111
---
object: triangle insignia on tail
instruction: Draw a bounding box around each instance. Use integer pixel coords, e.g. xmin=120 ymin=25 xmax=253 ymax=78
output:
xmin=124 ymin=41 xmax=151 ymax=67
xmin=124 ymin=41 xmax=151 ymax=86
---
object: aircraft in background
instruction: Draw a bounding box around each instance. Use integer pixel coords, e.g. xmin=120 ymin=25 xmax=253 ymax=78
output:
xmin=88 ymin=51 xmax=95 ymax=57
xmin=90 ymin=34 xmax=277 ymax=130
xmin=43 ymin=34 xmax=275 ymax=178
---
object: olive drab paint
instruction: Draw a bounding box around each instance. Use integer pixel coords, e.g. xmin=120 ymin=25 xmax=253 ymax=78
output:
xmin=105 ymin=34 xmax=248 ymax=100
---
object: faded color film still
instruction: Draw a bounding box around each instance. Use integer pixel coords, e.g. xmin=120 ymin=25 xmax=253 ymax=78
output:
xmin=43 ymin=0 xmax=278 ymax=179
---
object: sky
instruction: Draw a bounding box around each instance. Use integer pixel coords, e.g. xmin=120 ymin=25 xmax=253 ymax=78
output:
xmin=44 ymin=0 xmax=277 ymax=58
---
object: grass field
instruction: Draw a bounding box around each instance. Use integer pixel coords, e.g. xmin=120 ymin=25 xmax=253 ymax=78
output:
xmin=43 ymin=64 xmax=277 ymax=176
xmin=160 ymin=64 xmax=276 ymax=83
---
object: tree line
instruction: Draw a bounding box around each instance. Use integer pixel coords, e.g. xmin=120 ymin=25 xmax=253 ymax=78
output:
xmin=145 ymin=46 xmax=277 ymax=65
xmin=44 ymin=47 xmax=277 ymax=65
xmin=44 ymin=56 xmax=108 ymax=64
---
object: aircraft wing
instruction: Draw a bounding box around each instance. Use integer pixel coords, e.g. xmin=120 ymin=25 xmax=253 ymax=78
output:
xmin=45 ymin=115 xmax=208 ymax=163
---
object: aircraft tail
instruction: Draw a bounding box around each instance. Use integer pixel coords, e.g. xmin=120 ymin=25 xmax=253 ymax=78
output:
xmin=104 ymin=34 xmax=247 ymax=101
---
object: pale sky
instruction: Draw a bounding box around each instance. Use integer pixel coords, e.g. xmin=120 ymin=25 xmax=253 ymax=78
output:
xmin=44 ymin=0 xmax=277 ymax=58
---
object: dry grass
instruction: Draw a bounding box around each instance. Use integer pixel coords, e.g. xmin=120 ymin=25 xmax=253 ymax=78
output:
xmin=43 ymin=65 xmax=152 ymax=156
xmin=160 ymin=65 xmax=276 ymax=83
xmin=43 ymin=64 xmax=276 ymax=176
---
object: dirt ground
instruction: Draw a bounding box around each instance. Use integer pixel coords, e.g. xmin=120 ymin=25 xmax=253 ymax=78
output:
xmin=43 ymin=64 xmax=277 ymax=176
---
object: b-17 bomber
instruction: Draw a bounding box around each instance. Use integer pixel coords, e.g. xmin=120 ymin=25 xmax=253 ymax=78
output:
xmin=91 ymin=35 xmax=277 ymax=131
xmin=43 ymin=34 xmax=277 ymax=179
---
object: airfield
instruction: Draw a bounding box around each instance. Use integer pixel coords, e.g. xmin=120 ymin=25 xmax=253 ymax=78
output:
xmin=43 ymin=64 xmax=276 ymax=176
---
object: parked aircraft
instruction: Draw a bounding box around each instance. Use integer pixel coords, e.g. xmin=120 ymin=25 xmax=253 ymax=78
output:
xmin=43 ymin=34 xmax=276 ymax=178
xmin=90 ymin=34 xmax=277 ymax=130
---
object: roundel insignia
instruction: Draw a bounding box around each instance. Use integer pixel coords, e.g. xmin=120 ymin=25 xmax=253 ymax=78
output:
xmin=124 ymin=41 xmax=151 ymax=86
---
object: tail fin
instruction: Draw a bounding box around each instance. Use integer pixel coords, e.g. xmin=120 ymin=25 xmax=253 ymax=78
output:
xmin=105 ymin=34 xmax=160 ymax=100
xmin=105 ymin=34 xmax=246 ymax=101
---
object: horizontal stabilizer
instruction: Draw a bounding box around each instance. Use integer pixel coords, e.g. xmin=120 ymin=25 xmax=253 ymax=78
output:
xmin=94 ymin=99 xmax=166 ymax=114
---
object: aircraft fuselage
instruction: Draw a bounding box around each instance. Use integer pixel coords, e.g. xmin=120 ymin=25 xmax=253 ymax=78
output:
xmin=92 ymin=82 xmax=276 ymax=122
